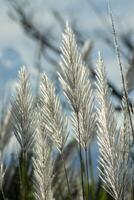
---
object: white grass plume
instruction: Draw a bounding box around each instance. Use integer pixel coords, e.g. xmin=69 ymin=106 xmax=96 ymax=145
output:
xmin=40 ymin=73 xmax=68 ymax=152
xmin=96 ymin=53 xmax=130 ymax=200
xmin=0 ymin=107 xmax=12 ymax=150
xmin=11 ymin=67 xmax=36 ymax=152
xmin=59 ymin=23 xmax=95 ymax=148
xmin=121 ymin=96 xmax=134 ymax=198
xmin=33 ymin=116 xmax=54 ymax=200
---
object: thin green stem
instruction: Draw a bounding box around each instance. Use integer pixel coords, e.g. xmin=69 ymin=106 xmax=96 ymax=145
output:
xmin=88 ymin=149 xmax=95 ymax=199
xmin=20 ymin=151 xmax=29 ymax=200
xmin=76 ymin=113 xmax=85 ymax=200
xmin=85 ymin=147 xmax=90 ymax=199
xmin=78 ymin=145 xmax=85 ymax=200
xmin=61 ymin=152 xmax=73 ymax=200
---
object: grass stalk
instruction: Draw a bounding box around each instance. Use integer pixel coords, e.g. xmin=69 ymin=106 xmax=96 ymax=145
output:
xmin=88 ymin=148 xmax=95 ymax=199
xmin=108 ymin=0 xmax=134 ymax=140
xmin=19 ymin=151 xmax=29 ymax=200
xmin=108 ymin=3 xmax=134 ymax=197
xmin=60 ymin=152 xmax=73 ymax=200
xmin=76 ymin=113 xmax=85 ymax=200
xmin=84 ymin=146 xmax=90 ymax=200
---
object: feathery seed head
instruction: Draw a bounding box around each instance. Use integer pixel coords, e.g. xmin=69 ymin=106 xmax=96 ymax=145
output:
xmin=11 ymin=66 xmax=36 ymax=152
xmin=40 ymin=73 xmax=69 ymax=152
xmin=96 ymin=53 xmax=130 ymax=200
xmin=33 ymin=120 xmax=54 ymax=200
xmin=59 ymin=24 xmax=95 ymax=148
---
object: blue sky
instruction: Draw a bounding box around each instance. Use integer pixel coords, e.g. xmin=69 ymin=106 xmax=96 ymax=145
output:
xmin=0 ymin=0 xmax=134 ymax=100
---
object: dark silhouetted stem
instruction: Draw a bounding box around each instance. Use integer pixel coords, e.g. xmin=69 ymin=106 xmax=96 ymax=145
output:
xmin=76 ymin=113 xmax=85 ymax=200
xmin=85 ymin=147 xmax=90 ymax=199
xmin=61 ymin=152 xmax=73 ymax=200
